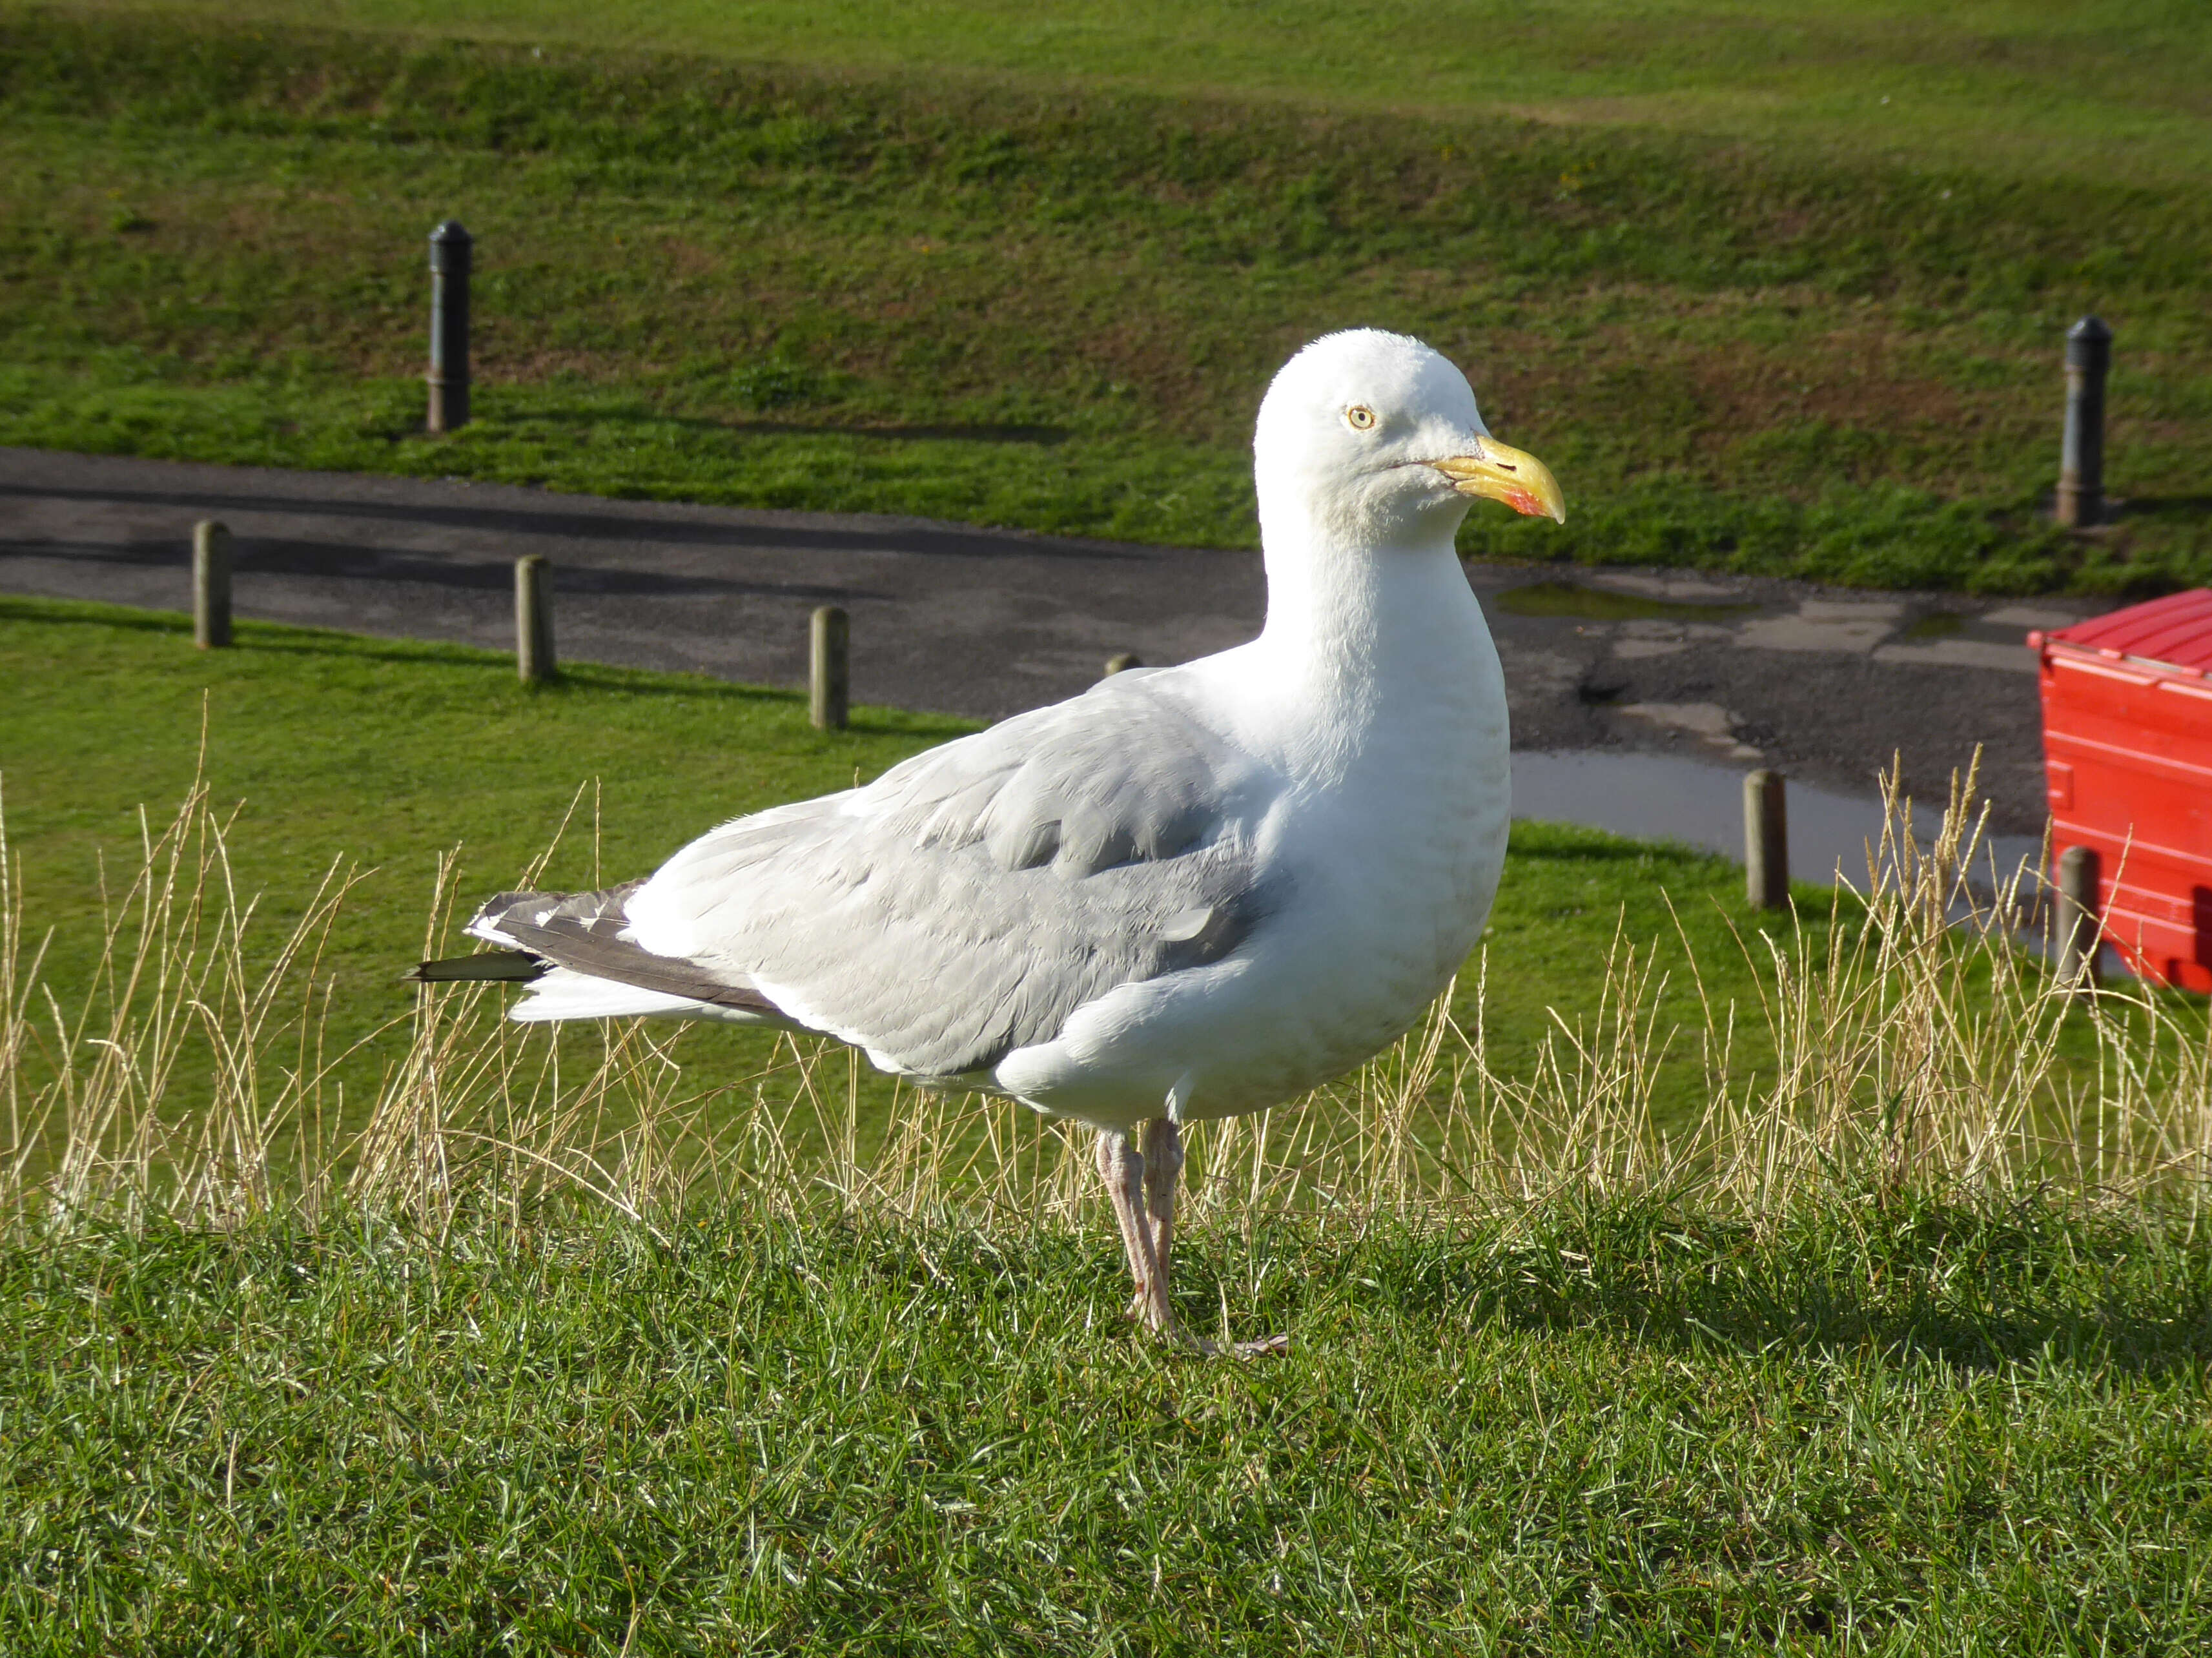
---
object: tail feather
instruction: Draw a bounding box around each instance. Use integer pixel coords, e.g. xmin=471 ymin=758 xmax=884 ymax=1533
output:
xmin=405 ymin=882 xmax=791 ymax=1025
xmin=506 ymin=966 xmax=766 ymax=1023
xmin=400 ymin=949 xmax=548 ymax=984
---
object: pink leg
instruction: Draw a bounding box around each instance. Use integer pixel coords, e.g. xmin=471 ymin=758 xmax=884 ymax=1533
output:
xmin=1096 ymin=1121 xmax=1287 ymax=1358
xmin=1095 ymin=1129 xmax=1169 ymax=1335
xmin=1141 ymin=1116 xmax=1184 ymax=1304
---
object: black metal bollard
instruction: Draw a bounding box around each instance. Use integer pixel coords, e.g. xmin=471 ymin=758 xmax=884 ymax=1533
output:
xmin=2056 ymin=315 xmax=2111 ymax=528
xmin=427 ymin=220 xmax=473 ymax=433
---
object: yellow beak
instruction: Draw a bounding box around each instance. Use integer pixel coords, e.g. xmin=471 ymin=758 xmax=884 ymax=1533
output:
xmin=1431 ymin=438 xmax=1566 ymax=524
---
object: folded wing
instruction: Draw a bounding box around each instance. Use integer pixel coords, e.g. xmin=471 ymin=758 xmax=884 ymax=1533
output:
xmin=492 ymin=674 xmax=1285 ymax=1080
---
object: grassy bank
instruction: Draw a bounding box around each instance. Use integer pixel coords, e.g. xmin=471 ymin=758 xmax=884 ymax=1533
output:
xmin=5 ymin=1193 xmax=2210 ymax=1652
xmin=44 ymin=0 xmax=2212 ymax=188
xmin=1 ymin=8 xmax=2207 ymax=592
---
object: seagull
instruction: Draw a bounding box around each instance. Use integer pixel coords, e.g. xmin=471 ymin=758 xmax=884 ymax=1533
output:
xmin=407 ymin=329 xmax=1564 ymax=1352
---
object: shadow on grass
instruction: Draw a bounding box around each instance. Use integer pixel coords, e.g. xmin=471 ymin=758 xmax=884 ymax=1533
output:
xmin=2120 ymin=494 xmax=2212 ymax=524
xmin=513 ymin=406 xmax=1074 ymax=446
xmin=1182 ymin=1198 xmax=2212 ymax=1379
xmin=34 ymin=1196 xmax=2212 ymax=1383
xmin=0 ymin=593 xmax=194 ymax=636
xmin=1505 ymin=821 xmax=1745 ymax=875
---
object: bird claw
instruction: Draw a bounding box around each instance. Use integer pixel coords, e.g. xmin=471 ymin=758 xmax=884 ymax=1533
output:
xmin=1157 ymin=1325 xmax=1289 ymax=1360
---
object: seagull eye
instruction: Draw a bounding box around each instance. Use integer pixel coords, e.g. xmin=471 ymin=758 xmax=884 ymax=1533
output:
xmin=1346 ymin=404 xmax=1377 ymax=431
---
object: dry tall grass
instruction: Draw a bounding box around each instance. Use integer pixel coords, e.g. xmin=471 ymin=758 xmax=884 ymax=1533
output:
xmin=4 ymin=764 xmax=2207 ymax=1239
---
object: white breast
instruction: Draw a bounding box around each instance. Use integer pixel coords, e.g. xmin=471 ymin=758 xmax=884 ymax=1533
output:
xmin=992 ymin=555 xmax=1510 ymax=1132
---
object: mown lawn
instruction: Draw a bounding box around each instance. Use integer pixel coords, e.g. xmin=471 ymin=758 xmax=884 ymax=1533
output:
xmin=0 ymin=6 xmax=2206 ymax=592
xmin=3 ymin=1193 xmax=2209 ymax=1652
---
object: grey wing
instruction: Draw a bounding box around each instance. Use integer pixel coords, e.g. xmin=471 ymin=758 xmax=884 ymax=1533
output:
xmin=620 ymin=674 xmax=1284 ymax=1078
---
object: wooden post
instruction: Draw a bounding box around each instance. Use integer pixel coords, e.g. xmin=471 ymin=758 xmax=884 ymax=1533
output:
xmin=1744 ymin=768 xmax=1788 ymax=910
xmin=2056 ymin=315 xmax=2111 ymax=528
xmin=1103 ymin=651 xmax=1142 ymax=677
xmin=192 ymin=520 xmax=232 ymax=649
xmin=515 ymin=555 xmax=555 ymax=684
xmin=810 ymin=605 xmax=848 ymax=730
xmin=2056 ymin=844 xmax=2102 ymax=992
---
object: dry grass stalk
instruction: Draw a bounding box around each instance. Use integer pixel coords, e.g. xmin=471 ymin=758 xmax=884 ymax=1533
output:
xmin=3 ymin=760 xmax=2208 ymax=1241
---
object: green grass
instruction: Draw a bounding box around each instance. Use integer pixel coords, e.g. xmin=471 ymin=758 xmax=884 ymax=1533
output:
xmin=8 ymin=560 xmax=2212 ymax=1643
xmin=4 ymin=1192 xmax=2209 ymax=1651
xmin=0 ymin=591 xmax=1857 ymax=1149
xmin=45 ymin=0 xmax=2212 ymax=188
xmin=0 ymin=7 xmax=2206 ymax=593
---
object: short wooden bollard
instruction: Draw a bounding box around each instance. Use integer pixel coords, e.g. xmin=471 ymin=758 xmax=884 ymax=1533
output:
xmin=2056 ymin=843 xmax=2102 ymax=992
xmin=515 ymin=555 xmax=556 ymax=684
xmin=2056 ymin=315 xmax=2111 ymax=529
xmin=1103 ymin=651 xmax=1142 ymax=677
xmin=810 ymin=606 xmax=849 ymax=730
xmin=1744 ymin=768 xmax=1788 ymax=910
xmin=192 ymin=520 xmax=232 ymax=649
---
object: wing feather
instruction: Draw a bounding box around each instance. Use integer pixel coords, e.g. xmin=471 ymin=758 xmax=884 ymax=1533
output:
xmin=622 ymin=675 xmax=1283 ymax=1076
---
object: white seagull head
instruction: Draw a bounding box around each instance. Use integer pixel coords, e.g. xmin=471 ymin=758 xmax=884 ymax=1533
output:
xmin=1253 ymin=329 xmax=1565 ymax=553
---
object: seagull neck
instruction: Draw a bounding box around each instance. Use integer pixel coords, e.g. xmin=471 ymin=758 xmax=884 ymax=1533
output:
xmin=1256 ymin=524 xmax=1477 ymax=679
xmin=1245 ymin=522 xmax=1491 ymax=762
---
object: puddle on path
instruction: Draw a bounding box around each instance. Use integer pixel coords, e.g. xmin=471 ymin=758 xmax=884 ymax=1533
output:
xmin=1493 ymin=581 xmax=1759 ymax=624
xmin=1511 ymin=748 xmax=2044 ymax=894
xmin=1900 ymin=609 xmax=1966 ymax=640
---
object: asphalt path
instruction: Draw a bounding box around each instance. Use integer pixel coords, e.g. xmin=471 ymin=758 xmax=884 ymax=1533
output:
xmin=1 ymin=447 xmax=2104 ymax=834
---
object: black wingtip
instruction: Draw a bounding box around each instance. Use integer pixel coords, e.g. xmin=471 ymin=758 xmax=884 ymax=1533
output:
xmin=401 ymin=950 xmax=550 ymax=985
